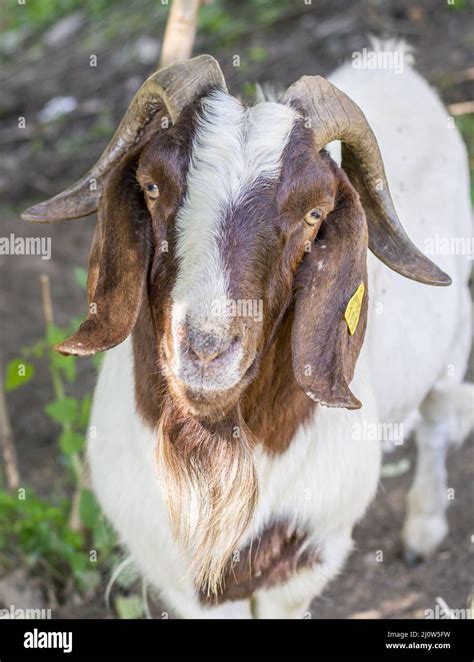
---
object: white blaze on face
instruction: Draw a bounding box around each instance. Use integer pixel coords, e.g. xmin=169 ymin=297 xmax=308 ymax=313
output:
xmin=171 ymin=89 xmax=298 ymax=356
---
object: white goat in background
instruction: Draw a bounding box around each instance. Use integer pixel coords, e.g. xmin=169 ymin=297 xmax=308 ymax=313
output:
xmin=328 ymin=49 xmax=473 ymax=564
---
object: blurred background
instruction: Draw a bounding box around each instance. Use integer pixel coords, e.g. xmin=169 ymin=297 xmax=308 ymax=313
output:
xmin=0 ymin=0 xmax=472 ymax=619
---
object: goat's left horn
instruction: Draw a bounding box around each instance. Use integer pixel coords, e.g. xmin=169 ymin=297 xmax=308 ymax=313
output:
xmin=280 ymin=76 xmax=451 ymax=287
xmin=22 ymin=55 xmax=227 ymax=223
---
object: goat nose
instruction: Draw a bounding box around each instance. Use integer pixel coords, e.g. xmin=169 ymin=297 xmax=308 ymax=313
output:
xmin=185 ymin=327 xmax=235 ymax=365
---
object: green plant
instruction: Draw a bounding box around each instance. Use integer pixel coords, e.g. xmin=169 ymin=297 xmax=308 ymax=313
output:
xmin=0 ymin=489 xmax=113 ymax=593
xmin=1 ymin=268 xmax=117 ymax=600
xmin=6 ymin=270 xmax=98 ymax=491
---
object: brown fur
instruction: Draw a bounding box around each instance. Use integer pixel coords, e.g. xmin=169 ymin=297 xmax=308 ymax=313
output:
xmin=291 ymin=166 xmax=369 ymax=409
xmin=61 ymin=94 xmax=372 ymax=598
xmin=56 ymin=150 xmax=152 ymax=356
xmin=200 ymin=519 xmax=320 ymax=605
xmin=132 ymin=111 xmax=369 ymax=596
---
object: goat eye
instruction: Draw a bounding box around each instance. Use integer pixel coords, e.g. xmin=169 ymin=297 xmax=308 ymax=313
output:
xmin=304 ymin=208 xmax=322 ymax=226
xmin=145 ymin=183 xmax=160 ymax=200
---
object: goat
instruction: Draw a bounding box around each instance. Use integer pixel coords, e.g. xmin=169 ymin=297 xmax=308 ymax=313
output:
xmin=23 ymin=50 xmax=473 ymax=619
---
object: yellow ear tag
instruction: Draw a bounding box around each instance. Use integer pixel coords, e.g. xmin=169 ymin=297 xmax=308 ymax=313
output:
xmin=344 ymin=282 xmax=365 ymax=336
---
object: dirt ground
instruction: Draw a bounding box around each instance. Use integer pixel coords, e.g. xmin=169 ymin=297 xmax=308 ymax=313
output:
xmin=0 ymin=0 xmax=473 ymax=619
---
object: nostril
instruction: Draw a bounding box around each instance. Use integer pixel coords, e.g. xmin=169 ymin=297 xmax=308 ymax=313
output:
xmin=189 ymin=346 xmax=219 ymax=365
xmin=187 ymin=343 xmax=217 ymax=365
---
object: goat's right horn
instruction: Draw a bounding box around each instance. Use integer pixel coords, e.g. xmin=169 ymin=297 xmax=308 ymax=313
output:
xmin=22 ymin=55 xmax=226 ymax=223
xmin=280 ymin=75 xmax=451 ymax=287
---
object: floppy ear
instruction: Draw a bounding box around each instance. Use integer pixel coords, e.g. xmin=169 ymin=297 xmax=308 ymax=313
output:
xmin=56 ymin=153 xmax=151 ymax=356
xmin=291 ymin=167 xmax=368 ymax=409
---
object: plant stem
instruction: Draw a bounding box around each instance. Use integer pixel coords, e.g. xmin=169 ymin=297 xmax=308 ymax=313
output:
xmin=40 ymin=274 xmax=83 ymax=530
xmin=0 ymin=362 xmax=20 ymax=491
xmin=40 ymin=275 xmax=67 ymax=405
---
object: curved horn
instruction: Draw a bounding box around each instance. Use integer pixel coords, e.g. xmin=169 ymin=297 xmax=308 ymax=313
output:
xmin=280 ymin=76 xmax=451 ymax=287
xmin=22 ymin=54 xmax=227 ymax=223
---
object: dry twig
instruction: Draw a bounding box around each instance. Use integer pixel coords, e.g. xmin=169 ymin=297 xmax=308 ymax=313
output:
xmin=0 ymin=363 xmax=20 ymax=491
xmin=40 ymin=274 xmax=86 ymax=531
xmin=447 ymin=101 xmax=474 ymax=116
xmin=159 ymin=0 xmax=203 ymax=68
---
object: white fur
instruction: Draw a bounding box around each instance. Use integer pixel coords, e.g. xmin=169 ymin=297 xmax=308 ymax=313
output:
xmin=88 ymin=56 xmax=473 ymax=618
xmin=170 ymin=90 xmax=297 ymax=387
xmin=327 ymin=57 xmax=473 ymax=565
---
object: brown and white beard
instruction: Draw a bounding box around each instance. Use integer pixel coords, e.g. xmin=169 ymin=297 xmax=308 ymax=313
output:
xmin=156 ymin=398 xmax=258 ymax=597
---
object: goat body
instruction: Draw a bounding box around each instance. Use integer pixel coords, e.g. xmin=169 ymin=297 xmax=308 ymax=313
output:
xmin=83 ymin=57 xmax=473 ymax=618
